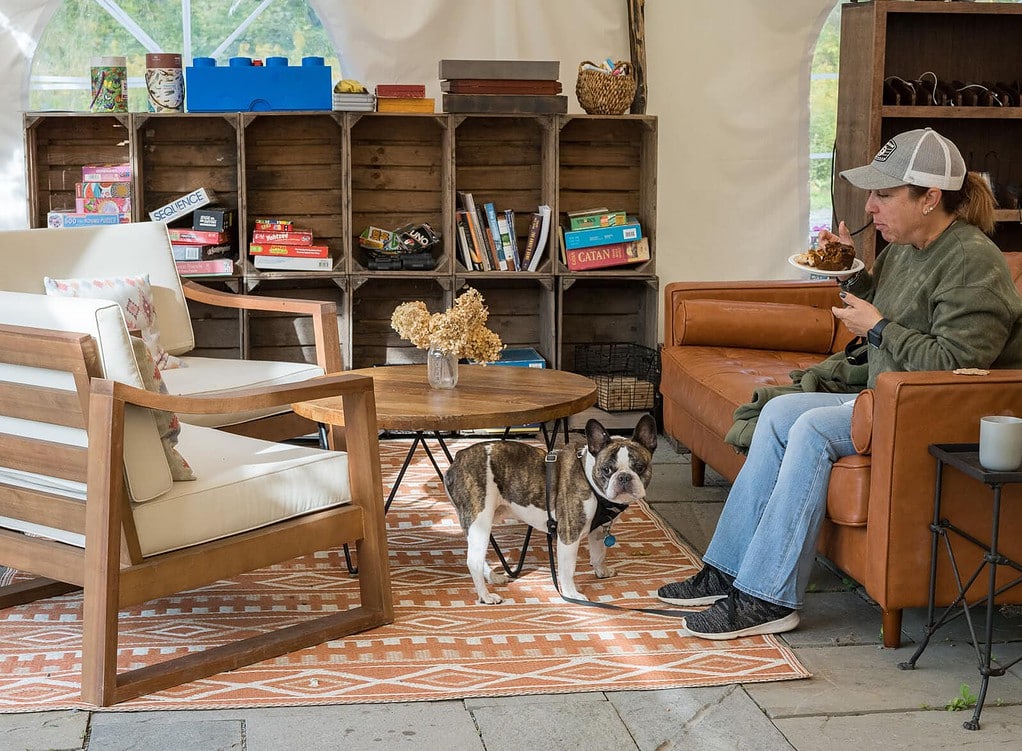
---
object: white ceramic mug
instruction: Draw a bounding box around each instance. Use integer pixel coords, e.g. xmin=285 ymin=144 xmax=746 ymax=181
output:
xmin=979 ymin=415 xmax=1022 ymax=471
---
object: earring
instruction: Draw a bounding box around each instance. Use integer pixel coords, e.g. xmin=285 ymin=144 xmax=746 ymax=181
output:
xmin=923 ymin=206 xmax=932 ymax=215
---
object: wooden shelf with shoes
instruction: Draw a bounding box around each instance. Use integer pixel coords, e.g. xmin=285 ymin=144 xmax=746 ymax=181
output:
xmin=835 ymin=0 xmax=1022 ymax=264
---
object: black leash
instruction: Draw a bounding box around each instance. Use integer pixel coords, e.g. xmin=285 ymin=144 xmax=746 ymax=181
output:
xmin=543 ymin=450 xmax=695 ymax=619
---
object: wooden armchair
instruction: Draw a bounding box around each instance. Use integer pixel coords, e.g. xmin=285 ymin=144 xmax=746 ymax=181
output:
xmin=0 ymin=222 xmax=343 ymax=442
xmin=0 ymin=292 xmax=391 ymax=706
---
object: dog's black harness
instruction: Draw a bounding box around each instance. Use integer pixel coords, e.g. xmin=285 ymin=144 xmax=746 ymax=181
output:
xmin=542 ymin=449 xmax=692 ymax=618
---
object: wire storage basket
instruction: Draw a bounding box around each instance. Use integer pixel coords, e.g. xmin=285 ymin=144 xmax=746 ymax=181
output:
xmin=575 ymin=61 xmax=637 ymax=115
xmin=574 ymin=342 xmax=660 ymax=412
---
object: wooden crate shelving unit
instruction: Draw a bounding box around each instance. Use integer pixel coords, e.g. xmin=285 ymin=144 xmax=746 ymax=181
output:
xmin=835 ymin=1 xmax=1022 ymax=263
xmin=24 ymin=111 xmax=657 ymax=373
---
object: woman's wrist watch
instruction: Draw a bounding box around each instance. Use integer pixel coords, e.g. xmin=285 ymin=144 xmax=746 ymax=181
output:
xmin=867 ymin=318 xmax=890 ymax=348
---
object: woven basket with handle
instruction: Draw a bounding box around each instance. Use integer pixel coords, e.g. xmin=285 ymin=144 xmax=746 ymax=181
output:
xmin=575 ymin=60 xmax=637 ymax=115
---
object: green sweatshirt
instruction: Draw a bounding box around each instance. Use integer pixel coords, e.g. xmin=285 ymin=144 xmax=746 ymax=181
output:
xmin=843 ymin=220 xmax=1022 ymax=388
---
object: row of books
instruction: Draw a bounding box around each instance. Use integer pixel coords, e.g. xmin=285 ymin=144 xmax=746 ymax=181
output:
xmin=440 ymin=59 xmax=567 ymax=114
xmin=455 ymin=192 xmax=551 ymax=272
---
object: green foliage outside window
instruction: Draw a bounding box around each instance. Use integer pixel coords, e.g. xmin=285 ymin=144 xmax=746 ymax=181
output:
xmin=29 ymin=0 xmax=341 ymax=112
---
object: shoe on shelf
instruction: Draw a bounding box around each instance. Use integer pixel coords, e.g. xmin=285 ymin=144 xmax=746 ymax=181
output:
xmin=683 ymin=589 xmax=799 ymax=640
xmin=656 ymin=564 xmax=735 ymax=606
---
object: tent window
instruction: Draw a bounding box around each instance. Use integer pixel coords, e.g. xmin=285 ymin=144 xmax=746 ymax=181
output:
xmin=29 ymin=0 xmax=341 ymax=112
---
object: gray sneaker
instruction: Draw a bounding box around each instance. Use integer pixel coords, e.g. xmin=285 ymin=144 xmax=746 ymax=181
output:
xmin=656 ymin=564 xmax=734 ymax=606
xmin=683 ymin=589 xmax=799 ymax=640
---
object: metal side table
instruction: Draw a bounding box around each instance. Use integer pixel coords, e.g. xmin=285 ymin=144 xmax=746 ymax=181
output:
xmin=898 ymin=443 xmax=1022 ymax=730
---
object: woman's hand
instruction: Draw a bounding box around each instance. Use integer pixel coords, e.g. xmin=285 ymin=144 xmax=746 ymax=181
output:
xmin=815 ymin=220 xmax=855 ymax=250
xmin=832 ymin=290 xmax=883 ymax=337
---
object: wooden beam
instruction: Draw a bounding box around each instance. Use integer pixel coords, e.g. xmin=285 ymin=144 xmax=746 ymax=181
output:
xmin=628 ymin=0 xmax=647 ymax=114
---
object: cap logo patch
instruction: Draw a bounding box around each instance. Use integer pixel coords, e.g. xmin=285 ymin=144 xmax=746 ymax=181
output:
xmin=873 ymin=139 xmax=897 ymax=163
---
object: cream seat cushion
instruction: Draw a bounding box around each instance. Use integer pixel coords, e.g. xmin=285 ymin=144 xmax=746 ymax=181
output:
xmin=162 ymin=356 xmax=324 ymax=428
xmin=132 ymin=423 xmax=351 ymax=556
xmin=0 ymin=423 xmax=351 ymax=558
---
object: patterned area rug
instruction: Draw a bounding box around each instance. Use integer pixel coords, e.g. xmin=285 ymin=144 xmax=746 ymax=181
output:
xmin=0 ymin=438 xmax=809 ymax=711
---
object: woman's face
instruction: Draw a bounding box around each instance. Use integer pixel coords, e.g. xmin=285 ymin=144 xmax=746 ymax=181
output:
xmin=863 ymin=185 xmax=930 ymax=247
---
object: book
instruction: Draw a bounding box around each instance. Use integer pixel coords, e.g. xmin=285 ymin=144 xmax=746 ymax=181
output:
xmin=442 ymin=94 xmax=567 ymax=114
xmin=249 ymin=243 xmax=330 ymax=258
xmin=149 ymin=186 xmax=216 ymax=223
xmin=497 ymin=210 xmax=518 ymax=270
xmin=251 ymin=229 xmax=314 ymax=245
xmin=171 ymin=243 xmax=232 ymax=261
xmin=500 ymin=208 xmax=519 ymax=269
xmin=332 ymin=92 xmax=375 ymax=111
xmin=528 ymin=205 xmax=552 ymax=272
xmin=567 ymin=208 xmax=628 ymax=231
xmin=174 ymin=257 xmax=235 ymax=276
xmin=376 ymin=97 xmax=435 ymax=113
xmin=483 ymin=225 xmax=500 ymax=271
xmin=46 ymin=210 xmax=124 ymax=228
xmin=562 ymin=237 xmax=650 ymax=271
xmin=168 ymin=227 xmax=228 ymax=244
xmin=438 ymin=59 xmax=560 ymax=81
xmin=458 ymin=193 xmax=489 ymax=270
xmin=454 ymin=212 xmax=476 ymax=271
xmin=482 ymin=202 xmax=508 ymax=270
xmin=440 ymin=79 xmax=562 ymax=95
xmin=252 ymin=255 xmax=333 ymax=271
xmin=562 ymin=219 xmax=641 ymax=250
xmin=375 ymin=84 xmax=426 ymax=98
xmin=519 ymin=212 xmax=543 ymax=271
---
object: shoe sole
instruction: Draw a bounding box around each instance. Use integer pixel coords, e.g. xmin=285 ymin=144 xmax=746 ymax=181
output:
xmin=656 ymin=592 xmax=728 ymax=607
xmin=683 ymin=611 xmax=800 ymax=640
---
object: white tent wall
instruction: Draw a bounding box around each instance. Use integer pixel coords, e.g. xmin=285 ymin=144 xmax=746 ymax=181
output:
xmin=0 ymin=0 xmax=836 ymax=338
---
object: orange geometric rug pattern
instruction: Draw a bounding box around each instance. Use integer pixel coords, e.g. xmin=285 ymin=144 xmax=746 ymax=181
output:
xmin=0 ymin=438 xmax=809 ymax=711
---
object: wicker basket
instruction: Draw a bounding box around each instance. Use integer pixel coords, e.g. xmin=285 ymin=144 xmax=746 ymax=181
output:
xmin=575 ymin=61 xmax=637 ymax=115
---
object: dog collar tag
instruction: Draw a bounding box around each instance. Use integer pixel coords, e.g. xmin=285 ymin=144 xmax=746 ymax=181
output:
xmin=604 ymin=533 xmax=616 ymax=548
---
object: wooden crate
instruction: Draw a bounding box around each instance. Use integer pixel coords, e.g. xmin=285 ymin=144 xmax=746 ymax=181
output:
xmin=349 ymin=113 xmax=448 ymax=274
xmin=557 ymin=115 xmax=657 ymax=275
xmin=455 ymin=115 xmax=552 ymax=273
xmin=24 ymin=113 xmax=131 ymax=225
xmin=246 ymin=277 xmax=347 ymax=366
xmin=184 ymin=279 xmax=242 ymax=360
xmin=349 ymin=275 xmax=452 ymax=368
xmin=137 ymin=113 xmax=240 ymax=221
xmin=243 ymin=112 xmax=346 ymax=273
xmin=453 ymin=275 xmax=555 ymax=364
xmin=558 ymin=276 xmax=659 ymax=369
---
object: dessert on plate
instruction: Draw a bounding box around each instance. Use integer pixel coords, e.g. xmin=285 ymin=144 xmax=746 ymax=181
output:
xmin=795 ymin=240 xmax=857 ymax=271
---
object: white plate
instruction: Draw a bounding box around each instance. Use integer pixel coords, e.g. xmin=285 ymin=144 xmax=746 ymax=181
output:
xmin=788 ymin=253 xmax=864 ymax=278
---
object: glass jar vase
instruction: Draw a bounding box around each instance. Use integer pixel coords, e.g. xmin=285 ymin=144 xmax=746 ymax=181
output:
xmin=427 ymin=345 xmax=459 ymax=389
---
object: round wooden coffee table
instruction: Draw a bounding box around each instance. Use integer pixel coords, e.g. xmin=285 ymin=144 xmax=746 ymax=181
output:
xmin=293 ymin=364 xmax=598 ymax=506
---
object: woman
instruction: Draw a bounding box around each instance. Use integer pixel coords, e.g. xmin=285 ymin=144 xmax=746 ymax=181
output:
xmin=658 ymin=128 xmax=1022 ymax=640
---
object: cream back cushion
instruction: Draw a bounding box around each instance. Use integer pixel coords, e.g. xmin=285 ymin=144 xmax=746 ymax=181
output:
xmin=0 ymin=291 xmax=173 ymax=501
xmin=0 ymin=222 xmax=194 ymax=355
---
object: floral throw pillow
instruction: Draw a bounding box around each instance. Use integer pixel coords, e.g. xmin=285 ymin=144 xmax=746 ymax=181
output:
xmin=43 ymin=274 xmax=184 ymax=370
xmin=129 ymin=336 xmax=195 ymax=482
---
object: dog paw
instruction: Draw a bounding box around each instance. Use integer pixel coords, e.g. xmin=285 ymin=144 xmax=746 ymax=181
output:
xmin=593 ymin=566 xmax=616 ymax=579
xmin=562 ymin=590 xmax=589 ymax=601
xmin=479 ymin=593 xmax=504 ymax=604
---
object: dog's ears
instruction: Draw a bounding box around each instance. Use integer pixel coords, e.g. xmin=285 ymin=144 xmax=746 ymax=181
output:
xmin=632 ymin=413 xmax=658 ymax=453
xmin=585 ymin=418 xmax=612 ymax=455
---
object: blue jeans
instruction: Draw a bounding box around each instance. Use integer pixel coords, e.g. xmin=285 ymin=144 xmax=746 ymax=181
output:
xmin=703 ymin=392 xmax=858 ymax=610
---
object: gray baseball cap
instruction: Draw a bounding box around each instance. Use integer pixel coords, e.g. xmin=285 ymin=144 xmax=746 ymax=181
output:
xmin=840 ymin=128 xmax=966 ymax=191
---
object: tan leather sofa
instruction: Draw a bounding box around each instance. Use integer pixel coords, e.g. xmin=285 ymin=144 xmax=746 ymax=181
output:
xmin=661 ymin=254 xmax=1022 ymax=648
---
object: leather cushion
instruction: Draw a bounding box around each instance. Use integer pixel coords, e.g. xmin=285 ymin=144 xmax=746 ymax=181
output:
xmin=672 ymin=299 xmax=835 ymax=354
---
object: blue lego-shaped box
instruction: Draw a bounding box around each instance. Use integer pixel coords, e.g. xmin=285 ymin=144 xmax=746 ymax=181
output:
xmin=185 ymin=56 xmax=332 ymax=112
